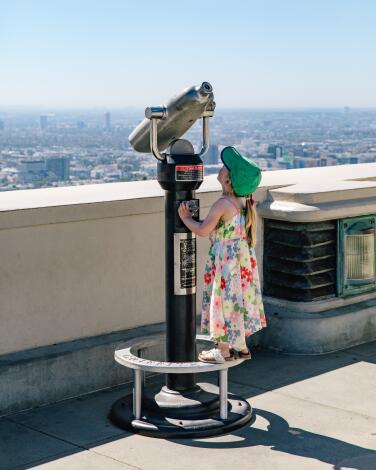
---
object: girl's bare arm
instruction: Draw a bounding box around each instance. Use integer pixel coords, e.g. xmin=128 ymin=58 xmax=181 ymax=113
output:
xmin=178 ymin=199 xmax=226 ymax=237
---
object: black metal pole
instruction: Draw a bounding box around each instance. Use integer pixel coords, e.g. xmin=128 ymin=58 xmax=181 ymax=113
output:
xmin=165 ymin=189 xmax=197 ymax=391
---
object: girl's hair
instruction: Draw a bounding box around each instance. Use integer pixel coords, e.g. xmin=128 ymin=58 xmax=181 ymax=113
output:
xmin=227 ymin=178 xmax=257 ymax=247
xmin=245 ymin=198 xmax=257 ymax=248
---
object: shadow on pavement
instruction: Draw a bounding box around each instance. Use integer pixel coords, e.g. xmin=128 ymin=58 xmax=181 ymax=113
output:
xmin=169 ymin=408 xmax=376 ymax=470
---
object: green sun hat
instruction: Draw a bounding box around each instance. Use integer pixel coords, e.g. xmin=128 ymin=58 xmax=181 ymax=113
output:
xmin=220 ymin=146 xmax=262 ymax=196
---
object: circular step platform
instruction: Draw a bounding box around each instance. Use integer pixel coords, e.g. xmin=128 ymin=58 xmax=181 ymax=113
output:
xmin=109 ymin=335 xmax=253 ymax=438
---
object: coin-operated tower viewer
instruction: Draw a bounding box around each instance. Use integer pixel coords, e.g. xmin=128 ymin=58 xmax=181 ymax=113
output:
xmin=110 ymin=82 xmax=253 ymax=438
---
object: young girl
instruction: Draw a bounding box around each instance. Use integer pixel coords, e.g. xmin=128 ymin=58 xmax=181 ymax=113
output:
xmin=178 ymin=146 xmax=267 ymax=364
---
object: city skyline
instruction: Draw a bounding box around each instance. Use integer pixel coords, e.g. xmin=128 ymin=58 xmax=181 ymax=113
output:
xmin=1 ymin=0 xmax=376 ymax=108
xmin=1 ymin=107 xmax=375 ymax=192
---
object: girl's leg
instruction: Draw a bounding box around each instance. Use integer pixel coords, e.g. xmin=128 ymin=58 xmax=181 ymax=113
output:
xmin=230 ymin=333 xmax=249 ymax=354
xmin=217 ymin=341 xmax=231 ymax=357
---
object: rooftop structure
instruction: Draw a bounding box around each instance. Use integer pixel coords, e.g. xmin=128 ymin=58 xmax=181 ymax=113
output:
xmin=0 ymin=163 xmax=375 ymax=466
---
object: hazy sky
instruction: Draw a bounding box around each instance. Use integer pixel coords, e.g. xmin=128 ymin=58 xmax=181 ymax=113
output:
xmin=1 ymin=0 xmax=376 ymax=108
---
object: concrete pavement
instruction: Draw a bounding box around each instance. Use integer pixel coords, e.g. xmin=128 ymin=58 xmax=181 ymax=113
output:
xmin=1 ymin=341 xmax=375 ymax=470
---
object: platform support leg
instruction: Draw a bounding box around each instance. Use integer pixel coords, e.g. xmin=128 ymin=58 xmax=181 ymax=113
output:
xmin=133 ymin=369 xmax=143 ymax=420
xmin=219 ymin=369 xmax=228 ymax=420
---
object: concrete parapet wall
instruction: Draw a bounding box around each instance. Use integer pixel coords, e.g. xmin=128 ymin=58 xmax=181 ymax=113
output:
xmin=2 ymin=163 xmax=376 ymax=412
xmin=0 ymin=182 xmax=213 ymax=356
xmin=0 ymin=177 xmax=265 ymax=356
xmin=0 ymin=324 xmax=165 ymax=416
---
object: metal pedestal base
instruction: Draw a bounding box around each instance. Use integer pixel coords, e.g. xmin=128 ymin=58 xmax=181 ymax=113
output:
xmin=109 ymin=381 xmax=252 ymax=439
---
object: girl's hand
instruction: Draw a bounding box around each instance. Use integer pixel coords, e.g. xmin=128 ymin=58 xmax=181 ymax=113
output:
xmin=178 ymin=201 xmax=192 ymax=221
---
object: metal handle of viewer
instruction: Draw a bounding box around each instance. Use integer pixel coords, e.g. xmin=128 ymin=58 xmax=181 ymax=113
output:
xmin=197 ymin=115 xmax=210 ymax=158
xmin=150 ymin=118 xmax=165 ymax=162
xmin=146 ymin=107 xmax=167 ymax=161
xmin=197 ymin=99 xmax=215 ymax=158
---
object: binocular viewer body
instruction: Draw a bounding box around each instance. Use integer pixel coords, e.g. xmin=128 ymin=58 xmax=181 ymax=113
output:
xmin=129 ymin=82 xmax=215 ymax=154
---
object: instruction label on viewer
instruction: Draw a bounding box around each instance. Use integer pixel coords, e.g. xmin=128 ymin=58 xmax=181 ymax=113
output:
xmin=174 ymin=233 xmax=196 ymax=295
xmin=175 ymin=165 xmax=203 ymax=182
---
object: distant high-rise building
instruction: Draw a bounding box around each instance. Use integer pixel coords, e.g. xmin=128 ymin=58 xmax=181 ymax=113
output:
xmin=46 ymin=157 xmax=70 ymax=181
xmin=338 ymin=156 xmax=358 ymax=165
xmin=283 ymin=149 xmax=292 ymax=163
xmin=77 ymin=120 xmax=86 ymax=129
xmin=40 ymin=115 xmax=48 ymax=130
xmin=206 ymin=145 xmax=219 ymax=164
xmin=20 ymin=159 xmax=46 ymax=183
xmin=319 ymin=158 xmax=327 ymax=167
xmin=104 ymin=112 xmax=111 ymax=130
xmin=293 ymin=145 xmax=305 ymax=157
xmin=267 ymin=144 xmax=283 ymax=159
xmin=0 ymin=120 xmax=4 ymax=131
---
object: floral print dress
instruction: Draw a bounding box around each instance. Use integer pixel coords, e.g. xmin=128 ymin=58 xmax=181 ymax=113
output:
xmin=201 ymin=198 xmax=267 ymax=351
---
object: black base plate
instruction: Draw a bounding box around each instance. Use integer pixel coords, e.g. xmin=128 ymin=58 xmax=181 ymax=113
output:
xmin=109 ymin=382 xmax=252 ymax=439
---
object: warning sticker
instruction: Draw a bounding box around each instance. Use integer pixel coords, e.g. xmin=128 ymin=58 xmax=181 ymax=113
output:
xmin=174 ymin=233 xmax=197 ymax=295
xmin=179 ymin=237 xmax=196 ymax=289
xmin=175 ymin=165 xmax=203 ymax=182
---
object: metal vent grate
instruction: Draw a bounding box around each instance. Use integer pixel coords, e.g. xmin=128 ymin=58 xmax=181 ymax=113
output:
xmin=263 ymin=219 xmax=337 ymax=301
xmin=346 ymin=233 xmax=375 ymax=279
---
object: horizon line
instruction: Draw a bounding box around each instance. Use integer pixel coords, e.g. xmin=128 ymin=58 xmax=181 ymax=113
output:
xmin=1 ymin=105 xmax=376 ymax=113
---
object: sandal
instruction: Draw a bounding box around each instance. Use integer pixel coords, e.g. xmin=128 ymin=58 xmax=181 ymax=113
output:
xmin=230 ymin=348 xmax=252 ymax=360
xmin=198 ymin=348 xmax=235 ymax=364
xmin=213 ymin=342 xmax=252 ymax=360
